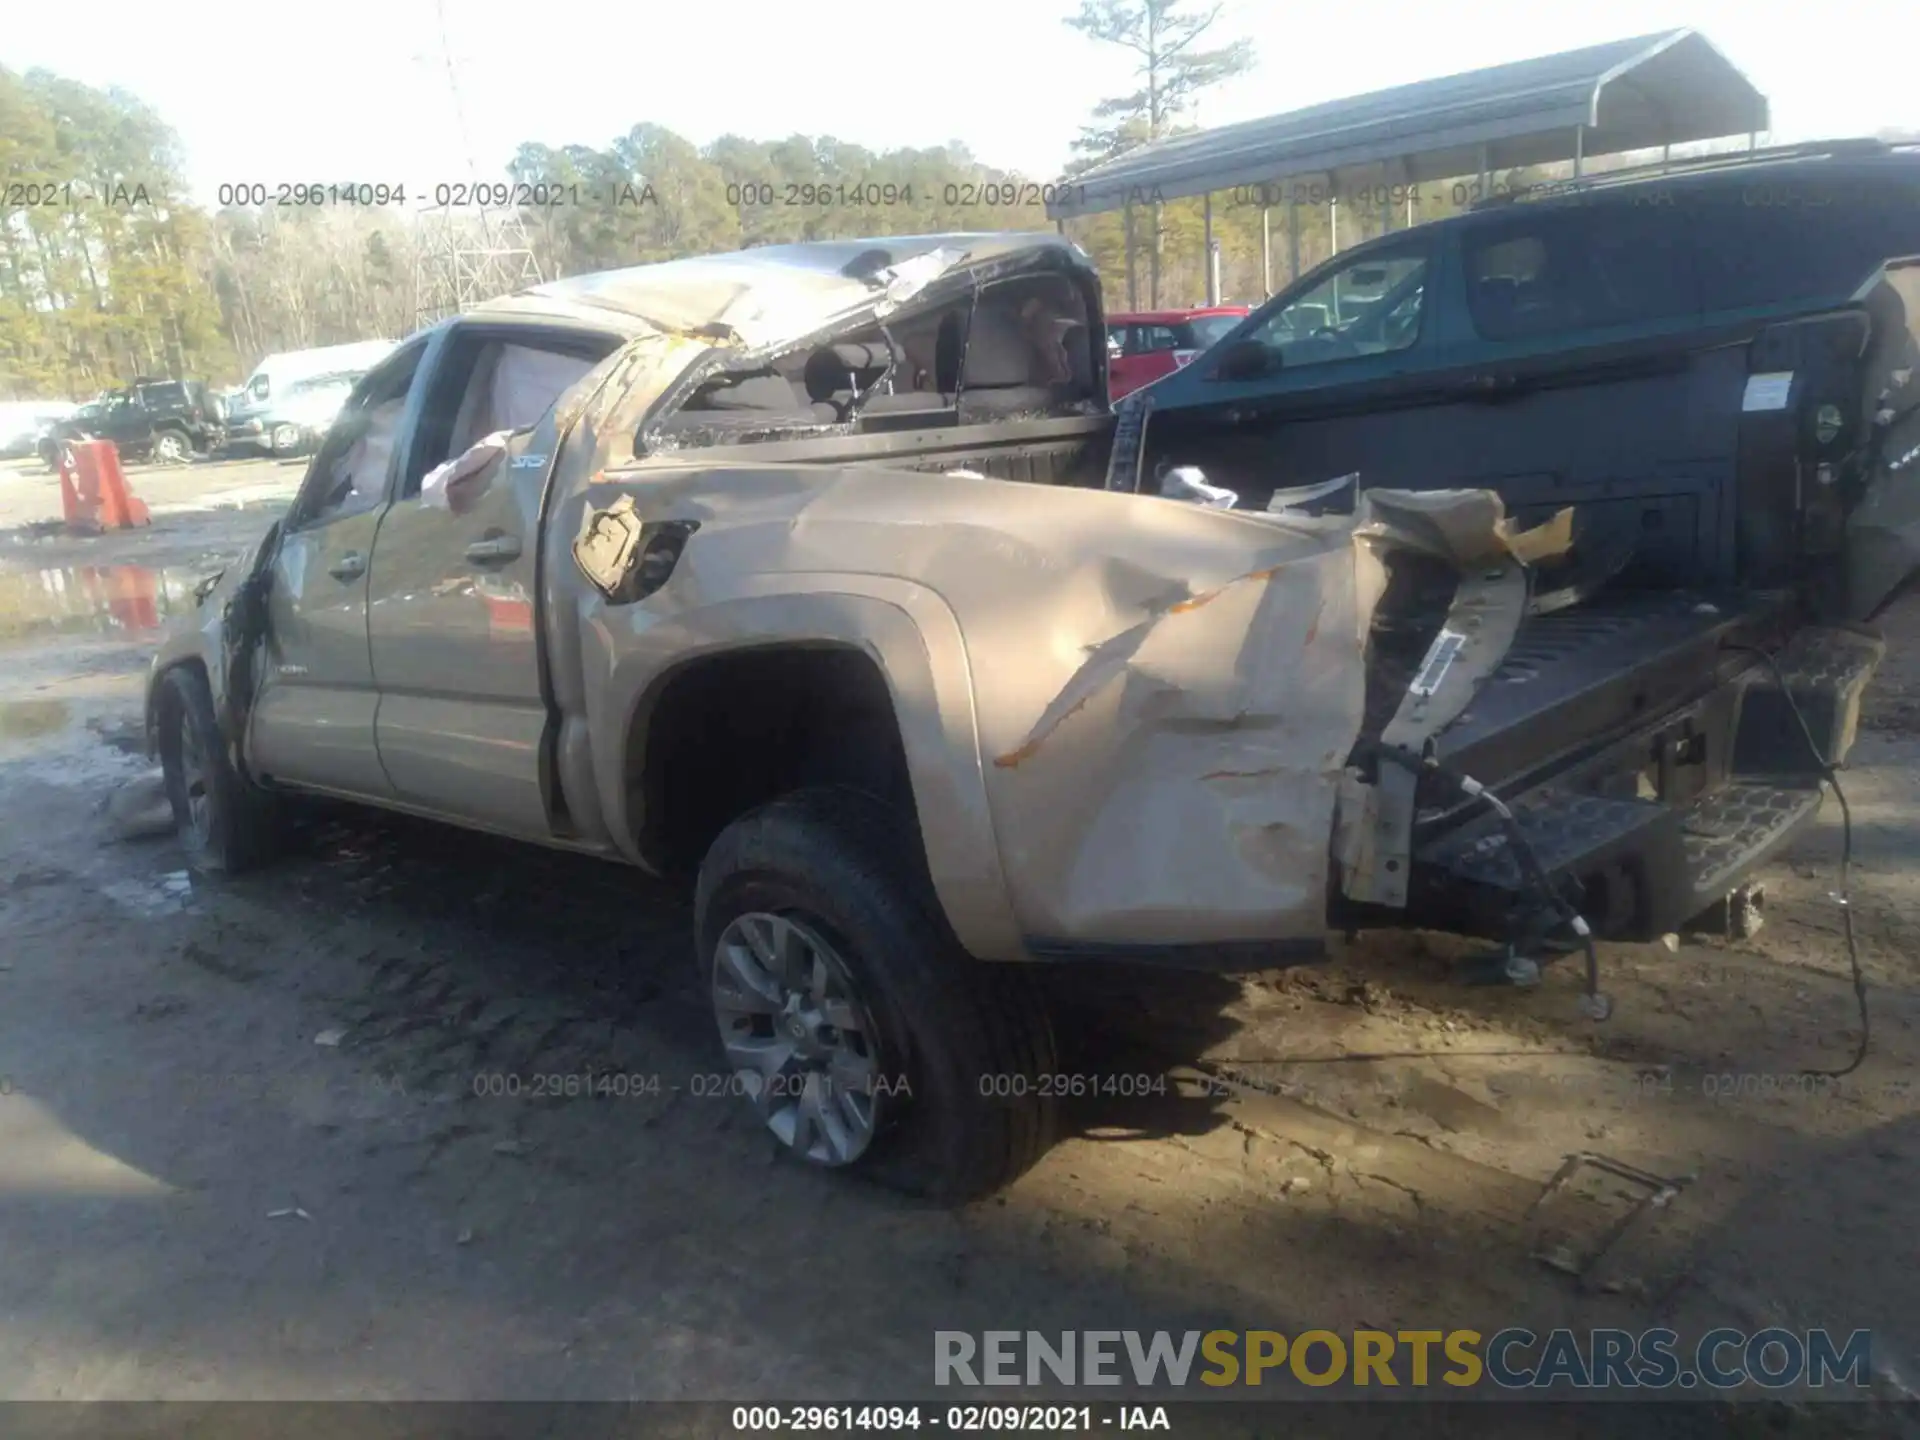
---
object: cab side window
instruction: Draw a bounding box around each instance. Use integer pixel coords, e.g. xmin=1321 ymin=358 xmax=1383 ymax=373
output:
xmin=957 ymin=272 xmax=1098 ymax=415
xmin=293 ymin=344 xmax=426 ymax=527
xmin=1463 ymin=208 xmax=1697 ymax=342
xmin=1130 ymin=325 xmax=1180 ymax=354
xmin=1240 ymin=245 xmax=1430 ymax=369
xmin=403 ymin=333 xmax=614 ymax=498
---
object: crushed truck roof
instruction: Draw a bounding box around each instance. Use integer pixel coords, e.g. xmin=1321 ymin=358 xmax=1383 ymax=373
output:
xmin=475 ymin=233 xmax=1092 ymax=350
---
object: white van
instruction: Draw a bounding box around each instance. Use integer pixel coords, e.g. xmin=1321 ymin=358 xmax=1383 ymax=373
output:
xmin=0 ymin=400 xmax=78 ymax=460
xmin=226 ymin=340 xmax=398 ymax=454
xmin=238 ymin=340 xmax=397 ymax=405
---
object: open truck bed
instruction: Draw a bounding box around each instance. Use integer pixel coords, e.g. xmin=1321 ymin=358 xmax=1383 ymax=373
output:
xmin=1391 ymin=589 xmax=1882 ymax=942
xmin=1125 ymin=229 xmax=1919 ymax=962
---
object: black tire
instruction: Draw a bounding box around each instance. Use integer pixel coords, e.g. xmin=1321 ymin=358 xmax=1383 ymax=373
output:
xmin=695 ymin=788 xmax=1058 ymax=1203
xmin=155 ymin=666 xmax=281 ymax=874
xmin=151 ymin=428 xmax=190 ymax=465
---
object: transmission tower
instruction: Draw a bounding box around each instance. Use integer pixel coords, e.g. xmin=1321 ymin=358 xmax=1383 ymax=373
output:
xmin=412 ymin=205 xmax=545 ymax=327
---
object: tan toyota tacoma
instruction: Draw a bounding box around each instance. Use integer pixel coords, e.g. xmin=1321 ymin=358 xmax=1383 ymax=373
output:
xmin=145 ymin=233 xmax=1906 ymax=1200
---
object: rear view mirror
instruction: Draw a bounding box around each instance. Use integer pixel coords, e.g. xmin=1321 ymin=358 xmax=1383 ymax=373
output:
xmin=1210 ymin=339 xmax=1276 ymax=381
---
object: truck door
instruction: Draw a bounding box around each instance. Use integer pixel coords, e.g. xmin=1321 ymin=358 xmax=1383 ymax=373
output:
xmin=246 ymin=340 xmax=428 ymax=799
xmin=364 ymin=324 xmax=615 ymax=837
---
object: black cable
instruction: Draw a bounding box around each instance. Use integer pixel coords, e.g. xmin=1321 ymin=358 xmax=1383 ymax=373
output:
xmin=1365 ymin=740 xmax=1607 ymax=1016
xmin=1723 ymin=643 xmax=1869 ymax=1078
xmin=1460 ymin=776 xmax=1604 ymax=1016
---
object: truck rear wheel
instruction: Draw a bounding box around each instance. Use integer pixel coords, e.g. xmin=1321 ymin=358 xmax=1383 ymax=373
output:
xmin=156 ymin=666 xmax=280 ymax=874
xmin=694 ymin=788 xmax=1058 ymax=1203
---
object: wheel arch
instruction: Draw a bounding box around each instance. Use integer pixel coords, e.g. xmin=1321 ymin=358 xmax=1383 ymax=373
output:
xmin=145 ymin=653 xmax=210 ymax=758
xmin=584 ymin=582 xmax=1028 ymax=962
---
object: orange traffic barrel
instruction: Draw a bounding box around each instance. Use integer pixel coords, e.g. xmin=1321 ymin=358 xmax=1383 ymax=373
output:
xmin=65 ymin=440 xmax=150 ymax=532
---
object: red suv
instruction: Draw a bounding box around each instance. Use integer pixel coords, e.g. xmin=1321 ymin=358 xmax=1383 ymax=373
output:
xmin=1106 ymin=306 xmax=1249 ymax=399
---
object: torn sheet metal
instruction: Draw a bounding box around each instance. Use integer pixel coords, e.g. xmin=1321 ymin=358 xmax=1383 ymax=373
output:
xmin=572 ymin=495 xmax=702 ymax=606
xmin=481 ymin=236 xmax=1057 ymax=358
xmin=562 ymin=459 xmax=1565 ymax=955
xmin=982 ymin=486 xmax=1569 ymax=942
xmin=573 ymin=494 xmax=646 ymax=598
xmin=1335 ymin=492 xmax=1573 ymax=910
xmin=1266 ymin=471 xmax=1361 ymax=514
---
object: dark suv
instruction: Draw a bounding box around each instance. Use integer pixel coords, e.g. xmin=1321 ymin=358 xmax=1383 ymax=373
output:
xmin=1112 ymin=138 xmax=1919 ymax=948
xmin=1128 ymin=139 xmax=1919 ymax=616
xmin=39 ymin=378 xmax=227 ymax=468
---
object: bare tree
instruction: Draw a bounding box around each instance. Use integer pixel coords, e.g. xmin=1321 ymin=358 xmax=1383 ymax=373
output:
xmin=1066 ymin=0 xmax=1254 ymax=305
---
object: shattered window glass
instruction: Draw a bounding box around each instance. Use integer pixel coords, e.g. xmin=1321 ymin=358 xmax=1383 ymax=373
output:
xmin=958 ymin=273 xmax=1097 ymax=412
xmin=294 ymin=344 xmax=425 ymax=525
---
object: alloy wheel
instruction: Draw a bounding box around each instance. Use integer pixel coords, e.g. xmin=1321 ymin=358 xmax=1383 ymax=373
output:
xmin=711 ymin=911 xmax=885 ymax=1165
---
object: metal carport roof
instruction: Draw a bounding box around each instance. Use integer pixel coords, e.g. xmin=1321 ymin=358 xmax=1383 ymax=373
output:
xmin=1046 ymin=29 xmax=1769 ymax=220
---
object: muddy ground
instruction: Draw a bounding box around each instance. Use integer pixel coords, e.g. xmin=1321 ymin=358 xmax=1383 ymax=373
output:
xmin=2 ymin=455 xmax=1919 ymax=1434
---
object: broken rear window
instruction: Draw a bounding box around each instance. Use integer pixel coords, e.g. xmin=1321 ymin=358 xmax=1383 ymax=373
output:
xmin=644 ymin=269 xmax=1099 ymax=453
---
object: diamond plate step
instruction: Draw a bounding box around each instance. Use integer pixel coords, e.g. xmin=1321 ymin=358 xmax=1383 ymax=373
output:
xmin=1732 ymin=626 xmax=1884 ymax=776
xmin=1417 ymin=790 xmax=1673 ymax=893
xmin=1678 ymin=780 xmax=1825 ymax=904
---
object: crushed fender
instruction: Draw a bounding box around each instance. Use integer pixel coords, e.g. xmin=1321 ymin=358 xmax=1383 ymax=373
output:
xmin=559 ymin=463 xmax=1573 ymax=956
xmin=217 ymin=519 xmax=283 ymax=775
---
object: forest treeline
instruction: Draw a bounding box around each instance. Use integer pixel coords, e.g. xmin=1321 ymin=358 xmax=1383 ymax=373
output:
xmin=13 ymin=52 xmax=1887 ymax=402
xmin=0 ymin=46 xmax=1442 ymax=401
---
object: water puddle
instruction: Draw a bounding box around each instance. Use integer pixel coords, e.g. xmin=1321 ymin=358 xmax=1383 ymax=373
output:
xmin=0 ymin=563 xmax=201 ymax=643
xmin=0 ymin=698 xmax=71 ymax=741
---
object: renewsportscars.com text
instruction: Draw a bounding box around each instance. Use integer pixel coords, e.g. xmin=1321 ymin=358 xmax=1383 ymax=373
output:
xmin=934 ymin=1328 xmax=1872 ymax=1391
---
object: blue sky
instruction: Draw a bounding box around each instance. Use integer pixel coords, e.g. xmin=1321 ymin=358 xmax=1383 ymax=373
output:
xmin=7 ymin=0 xmax=1916 ymax=204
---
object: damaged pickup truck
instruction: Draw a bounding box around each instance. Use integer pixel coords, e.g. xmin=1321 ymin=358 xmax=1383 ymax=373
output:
xmin=146 ymin=230 xmax=1917 ymax=1201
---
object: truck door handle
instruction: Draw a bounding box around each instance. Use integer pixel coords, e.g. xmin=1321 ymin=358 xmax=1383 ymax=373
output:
xmin=327 ymin=551 xmax=366 ymax=581
xmin=464 ymin=533 xmax=522 ymax=565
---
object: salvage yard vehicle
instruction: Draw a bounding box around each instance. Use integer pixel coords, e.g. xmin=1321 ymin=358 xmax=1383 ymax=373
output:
xmin=1127 ymin=137 xmax=1920 ymax=952
xmin=223 ymin=370 xmax=367 ymax=458
xmin=143 ymin=225 xmax=1916 ymax=1202
xmin=39 ymin=378 xmax=226 ymax=467
xmin=0 ymin=400 xmax=77 ymax=460
xmin=232 ymin=340 xmax=398 ymax=412
xmin=225 ymin=341 xmax=397 ymax=455
xmin=1105 ymin=306 xmax=1248 ymax=398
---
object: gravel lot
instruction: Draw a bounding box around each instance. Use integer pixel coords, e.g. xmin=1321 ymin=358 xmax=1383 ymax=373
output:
xmin=3 ymin=456 xmax=1918 ymax=1435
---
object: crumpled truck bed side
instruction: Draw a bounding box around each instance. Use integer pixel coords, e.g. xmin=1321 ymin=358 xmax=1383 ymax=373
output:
xmin=555 ymin=460 xmax=1555 ymax=965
